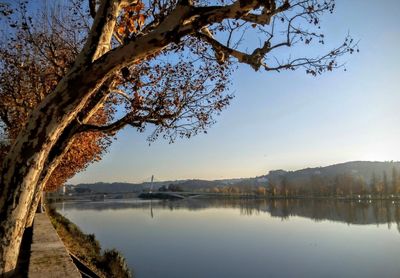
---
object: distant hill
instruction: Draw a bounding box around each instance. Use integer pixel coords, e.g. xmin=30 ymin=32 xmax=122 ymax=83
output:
xmin=68 ymin=161 xmax=400 ymax=193
xmin=266 ymin=161 xmax=400 ymax=187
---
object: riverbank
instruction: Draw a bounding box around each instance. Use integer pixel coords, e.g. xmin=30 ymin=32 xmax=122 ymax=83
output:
xmin=48 ymin=190 xmax=400 ymax=203
xmin=47 ymin=206 xmax=133 ymax=278
xmin=53 ymin=197 xmax=400 ymax=278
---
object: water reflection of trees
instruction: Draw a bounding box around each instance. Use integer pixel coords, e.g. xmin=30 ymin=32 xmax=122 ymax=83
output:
xmin=56 ymin=198 xmax=400 ymax=231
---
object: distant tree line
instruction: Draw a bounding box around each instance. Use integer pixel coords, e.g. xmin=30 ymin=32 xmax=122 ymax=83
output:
xmin=266 ymin=167 xmax=400 ymax=198
xmin=267 ymin=167 xmax=400 ymax=198
xmin=192 ymin=167 xmax=400 ymax=199
xmin=158 ymin=184 xmax=184 ymax=192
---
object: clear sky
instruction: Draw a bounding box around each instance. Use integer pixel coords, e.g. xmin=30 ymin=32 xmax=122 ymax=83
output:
xmin=70 ymin=0 xmax=400 ymax=184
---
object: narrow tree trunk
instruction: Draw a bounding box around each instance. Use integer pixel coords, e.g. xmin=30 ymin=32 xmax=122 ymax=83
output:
xmin=36 ymin=192 xmax=45 ymax=213
xmin=25 ymin=189 xmax=45 ymax=229
xmin=25 ymin=191 xmax=41 ymax=228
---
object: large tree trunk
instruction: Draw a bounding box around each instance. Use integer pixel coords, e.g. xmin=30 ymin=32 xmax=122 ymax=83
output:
xmin=0 ymin=65 xmax=120 ymax=274
xmin=0 ymin=67 xmax=101 ymax=274
xmin=23 ymin=0 xmax=121 ymax=229
xmin=0 ymin=0 xmax=192 ymax=272
xmin=25 ymin=86 xmax=111 ymax=228
xmin=0 ymin=3 xmax=125 ymax=269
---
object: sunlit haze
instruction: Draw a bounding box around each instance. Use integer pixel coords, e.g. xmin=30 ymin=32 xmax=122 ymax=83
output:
xmin=70 ymin=0 xmax=400 ymax=184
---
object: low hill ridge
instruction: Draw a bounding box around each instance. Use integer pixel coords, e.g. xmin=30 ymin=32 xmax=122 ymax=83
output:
xmin=68 ymin=161 xmax=400 ymax=193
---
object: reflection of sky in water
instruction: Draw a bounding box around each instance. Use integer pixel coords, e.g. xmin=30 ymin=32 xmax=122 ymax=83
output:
xmin=55 ymin=199 xmax=400 ymax=278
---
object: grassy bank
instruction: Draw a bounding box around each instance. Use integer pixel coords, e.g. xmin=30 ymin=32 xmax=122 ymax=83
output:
xmin=47 ymin=206 xmax=133 ymax=278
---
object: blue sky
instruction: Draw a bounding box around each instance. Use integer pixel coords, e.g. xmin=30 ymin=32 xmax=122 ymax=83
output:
xmin=70 ymin=0 xmax=400 ymax=184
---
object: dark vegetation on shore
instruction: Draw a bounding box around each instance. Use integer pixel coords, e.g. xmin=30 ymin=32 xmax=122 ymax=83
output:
xmin=145 ymin=163 xmax=400 ymax=200
xmin=47 ymin=206 xmax=132 ymax=278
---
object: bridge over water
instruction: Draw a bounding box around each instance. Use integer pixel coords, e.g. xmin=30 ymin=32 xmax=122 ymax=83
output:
xmin=137 ymin=191 xmax=244 ymax=200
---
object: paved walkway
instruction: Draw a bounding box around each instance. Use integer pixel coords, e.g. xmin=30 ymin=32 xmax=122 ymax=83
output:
xmin=28 ymin=213 xmax=80 ymax=278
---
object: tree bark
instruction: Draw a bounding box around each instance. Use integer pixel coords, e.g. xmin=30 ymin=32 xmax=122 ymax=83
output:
xmin=24 ymin=122 xmax=79 ymax=228
xmin=25 ymin=84 xmax=112 ymax=228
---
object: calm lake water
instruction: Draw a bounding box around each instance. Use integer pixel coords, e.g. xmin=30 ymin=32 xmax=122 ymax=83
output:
xmin=55 ymin=199 xmax=400 ymax=278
